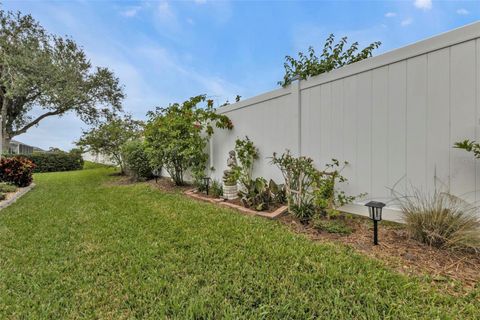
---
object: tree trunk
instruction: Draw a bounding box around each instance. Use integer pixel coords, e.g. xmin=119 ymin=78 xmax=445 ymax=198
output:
xmin=1 ymin=96 xmax=10 ymax=154
xmin=2 ymin=136 xmax=11 ymax=153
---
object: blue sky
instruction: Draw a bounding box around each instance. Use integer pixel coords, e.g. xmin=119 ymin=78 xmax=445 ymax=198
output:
xmin=3 ymin=0 xmax=479 ymax=150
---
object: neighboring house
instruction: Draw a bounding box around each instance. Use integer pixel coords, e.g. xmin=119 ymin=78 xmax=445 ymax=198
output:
xmin=8 ymin=140 xmax=38 ymax=154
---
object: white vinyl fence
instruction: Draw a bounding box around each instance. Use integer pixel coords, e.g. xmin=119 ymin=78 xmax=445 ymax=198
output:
xmin=209 ymin=22 xmax=480 ymax=221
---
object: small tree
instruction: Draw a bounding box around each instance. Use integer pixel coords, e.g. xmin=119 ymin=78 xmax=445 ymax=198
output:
xmin=144 ymin=95 xmax=232 ymax=186
xmin=278 ymin=34 xmax=381 ymax=87
xmin=233 ymin=136 xmax=259 ymax=189
xmin=0 ymin=10 xmax=124 ymax=150
xmin=270 ymin=151 xmax=319 ymax=220
xmin=76 ymin=115 xmax=142 ymax=173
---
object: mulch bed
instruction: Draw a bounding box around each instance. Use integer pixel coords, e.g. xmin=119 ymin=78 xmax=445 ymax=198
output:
xmin=280 ymin=214 xmax=480 ymax=294
xmin=148 ymin=177 xmax=193 ymax=193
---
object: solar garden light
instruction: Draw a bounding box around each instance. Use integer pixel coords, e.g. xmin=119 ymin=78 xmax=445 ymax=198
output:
xmin=365 ymin=201 xmax=386 ymax=245
xmin=152 ymin=168 xmax=161 ymax=183
xmin=202 ymin=177 xmax=211 ymax=195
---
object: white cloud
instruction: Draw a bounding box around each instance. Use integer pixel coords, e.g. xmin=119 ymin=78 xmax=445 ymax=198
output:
xmin=121 ymin=6 xmax=141 ymax=17
xmin=456 ymin=8 xmax=469 ymax=15
xmin=157 ymin=1 xmax=175 ymax=21
xmin=414 ymin=0 xmax=432 ymax=10
xmin=401 ymin=18 xmax=413 ymax=26
xmin=385 ymin=12 xmax=396 ymax=18
xmin=136 ymin=45 xmax=243 ymax=103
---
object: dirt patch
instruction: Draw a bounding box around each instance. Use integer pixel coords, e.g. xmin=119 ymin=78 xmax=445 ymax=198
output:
xmin=280 ymin=214 xmax=480 ymax=294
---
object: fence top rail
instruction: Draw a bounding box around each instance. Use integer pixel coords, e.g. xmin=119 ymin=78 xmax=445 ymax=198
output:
xmin=217 ymin=86 xmax=291 ymax=115
xmin=300 ymin=20 xmax=480 ymax=90
xmin=217 ymin=20 xmax=480 ymax=114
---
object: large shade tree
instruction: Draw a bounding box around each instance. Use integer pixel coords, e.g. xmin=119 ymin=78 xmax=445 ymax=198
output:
xmin=0 ymin=10 xmax=124 ymax=151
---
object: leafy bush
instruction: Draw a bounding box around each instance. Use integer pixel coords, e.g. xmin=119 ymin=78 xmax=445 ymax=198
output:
xmin=0 ymin=182 xmax=17 ymax=193
xmin=210 ymin=180 xmax=223 ymax=198
xmin=238 ymin=178 xmax=285 ymax=211
xmin=279 ymin=34 xmax=381 ymax=87
xmin=395 ymin=188 xmax=480 ymax=251
xmin=271 ymin=151 xmax=362 ymax=222
xmin=0 ymin=157 xmax=35 ymax=187
xmin=313 ymin=217 xmax=353 ymax=235
xmin=145 ymin=95 xmax=232 ymax=186
xmin=9 ymin=152 xmax=83 ymax=172
xmin=121 ymin=140 xmax=153 ymax=181
xmin=0 ymin=193 xmax=5 ymax=201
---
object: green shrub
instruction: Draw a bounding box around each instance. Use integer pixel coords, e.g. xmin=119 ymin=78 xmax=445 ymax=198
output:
xmin=312 ymin=217 xmax=352 ymax=235
xmin=121 ymin=140 xmax=153 ymax=181
xmin=7 ymin=152 xmax=83 ymax=172
xmin=0 ymin=182 xmax=17 ymax=193
xmin=396 ymin=188 xmax=480 ymax=251
xmin=0 ymin=193 xmax=5 ymax=201
xmin=210 ymin=180 xmax=223 ymax=198
xmin=0 ymin=157 xmax=35 ymax=187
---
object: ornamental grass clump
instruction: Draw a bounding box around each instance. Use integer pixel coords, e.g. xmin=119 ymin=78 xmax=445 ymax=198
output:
xmin=397 ymin=188 xmax=480 ymax=251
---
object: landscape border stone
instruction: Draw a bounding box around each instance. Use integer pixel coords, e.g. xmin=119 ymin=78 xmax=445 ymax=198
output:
xmin=0 ymin=183 xmax=36 ymax=211
xmin=184 ymin=189 xmax=287 ymax=219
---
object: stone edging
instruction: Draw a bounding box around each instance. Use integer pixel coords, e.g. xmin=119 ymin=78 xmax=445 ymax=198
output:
xmin=184 ymin=189 xmax=287 ymax=219
xmin=0 ymin=183 xmax=36 ymax=211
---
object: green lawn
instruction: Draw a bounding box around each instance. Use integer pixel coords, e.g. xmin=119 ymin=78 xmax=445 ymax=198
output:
xmin=0 ymin=168 xmax=478 ymax=319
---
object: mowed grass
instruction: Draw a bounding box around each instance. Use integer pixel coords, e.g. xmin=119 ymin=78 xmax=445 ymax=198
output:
xmin=0 ymin=168 xmax=478 ymax=319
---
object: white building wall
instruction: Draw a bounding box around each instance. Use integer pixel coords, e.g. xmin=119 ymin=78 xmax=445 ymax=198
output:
xmin=209 ymin=22 xmax=480 ymax=221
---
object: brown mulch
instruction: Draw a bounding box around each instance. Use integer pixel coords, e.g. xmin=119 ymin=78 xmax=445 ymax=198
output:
xmin=280 ymin=214 xmax=480 ymax=294
xmin=147 ymin=177 xmax=192 ymax=193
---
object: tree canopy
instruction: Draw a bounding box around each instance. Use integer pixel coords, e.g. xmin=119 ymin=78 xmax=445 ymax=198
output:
xmin=144 ymin=95 xmax=233 ymax=186
xmin=0 ymin=10 xmax=124 ymax=150
xmin=279 ymin=34 xmax=381 ymax=87
xmin=76 ymin=115 xmax=142 ymax=173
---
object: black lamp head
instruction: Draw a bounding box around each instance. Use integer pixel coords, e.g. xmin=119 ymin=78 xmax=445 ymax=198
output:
xmin=365 ymin=201 xmax=386 ymax=221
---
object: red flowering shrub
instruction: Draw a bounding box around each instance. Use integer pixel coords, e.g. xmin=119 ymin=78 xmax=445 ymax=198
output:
xmin=0 ymin=157 xmax=35 ymax=187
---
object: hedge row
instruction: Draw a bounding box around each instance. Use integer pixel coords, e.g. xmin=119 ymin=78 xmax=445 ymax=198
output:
xmin=7 ymin=152 xmax=84 ymax=173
